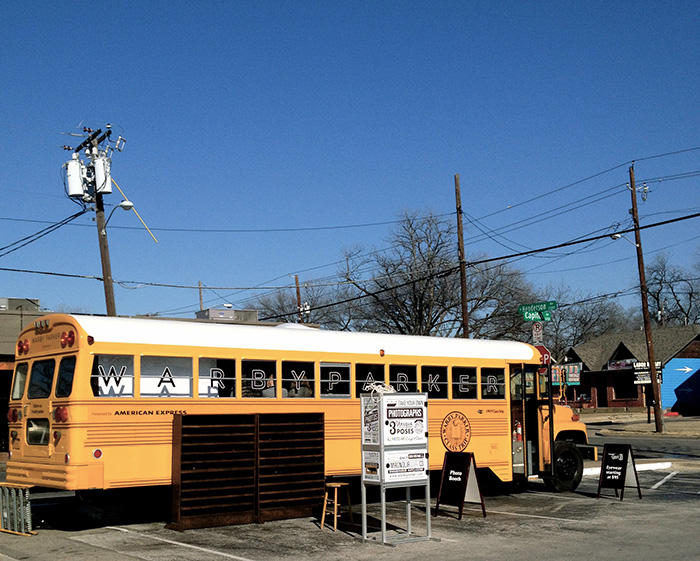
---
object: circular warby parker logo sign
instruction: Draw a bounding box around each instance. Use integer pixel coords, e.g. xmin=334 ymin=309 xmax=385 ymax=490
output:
xmin=441 ymin=411 xmax=471 ymax=452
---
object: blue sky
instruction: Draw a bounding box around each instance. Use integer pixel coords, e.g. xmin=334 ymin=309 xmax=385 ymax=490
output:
xmin=1 ymin=1 xmax=699 ymax=320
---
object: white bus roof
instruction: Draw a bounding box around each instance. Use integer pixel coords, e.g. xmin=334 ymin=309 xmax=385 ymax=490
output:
xmin=67 ymin=314 xmax=537 ymax=362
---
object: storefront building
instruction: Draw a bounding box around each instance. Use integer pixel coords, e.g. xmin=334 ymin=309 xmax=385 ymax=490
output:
xmin=564 ymin=325 xmax=700 ymax=412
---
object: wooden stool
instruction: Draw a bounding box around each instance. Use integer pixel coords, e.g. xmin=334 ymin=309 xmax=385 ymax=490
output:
xmin=320 ymin=482 xmax=354 ymax=531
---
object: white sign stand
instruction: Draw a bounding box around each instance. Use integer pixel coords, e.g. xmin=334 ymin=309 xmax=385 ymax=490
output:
xmin=360 ymin=390 xmax=432 ymax=545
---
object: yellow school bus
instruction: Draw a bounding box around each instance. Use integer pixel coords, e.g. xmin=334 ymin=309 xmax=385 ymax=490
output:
xmin=6 ymin=314 xmax=590 ymax=493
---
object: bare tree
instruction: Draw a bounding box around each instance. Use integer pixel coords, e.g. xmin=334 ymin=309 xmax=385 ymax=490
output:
xmin=254 ymin=282 xmax=338 ymax=326
xmin=646 ymin=252 xmax=700 ymax=326
xmin=340 ymin=211 xmax=541 ymax=339
xmin=341 ymin=211 xmax=462 ymax=336
xmin=541 ymin=284 xmax=637 ymax=360
xmin=250 ymin=211 xmax=578 ymax=343
xmin=466 ymin=259 xmax=537 ymax=341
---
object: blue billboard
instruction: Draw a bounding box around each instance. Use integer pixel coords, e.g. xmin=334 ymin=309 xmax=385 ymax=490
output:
xmin=662 ymin=358 xmax=700 ymax=413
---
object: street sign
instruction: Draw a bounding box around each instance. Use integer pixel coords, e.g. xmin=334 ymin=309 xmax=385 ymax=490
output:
xmin=633 ymin=360 xmax=662 ymax=385
xmin=518 ymin=301 xmax=557 ymax=314
xmin=535 ymin=345 xmax=551 ymax=365
xmin=633 ymin=361 xmax=662 ymax=372
xmin=552 ymin=363 xmax=582 ymax=386
xmin=532 ymin=321 xmax=543 ymax=344
xmin=522 ymin=310 xmax=551 ymax=321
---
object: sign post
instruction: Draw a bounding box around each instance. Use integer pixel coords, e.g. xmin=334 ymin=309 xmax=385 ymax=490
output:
xmin=534 ymin=345 xmax=556 ymax=478
xmin=361 ymin=391 xmax=431 ymax=545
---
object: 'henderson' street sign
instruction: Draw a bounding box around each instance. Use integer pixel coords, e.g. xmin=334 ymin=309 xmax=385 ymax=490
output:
xmin=518 ymin=301 xmax=558 ymax=314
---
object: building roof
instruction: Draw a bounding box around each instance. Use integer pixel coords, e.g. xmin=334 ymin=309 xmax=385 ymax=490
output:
xmin=566 ymin=325 xmax=700 ymax=371
xmin=0 ymin=309 xmax=45 ymax=358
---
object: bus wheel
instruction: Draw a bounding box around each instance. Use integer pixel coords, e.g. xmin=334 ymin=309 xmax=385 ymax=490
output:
xmin=546 ymin=441 xmax=583 ymax=492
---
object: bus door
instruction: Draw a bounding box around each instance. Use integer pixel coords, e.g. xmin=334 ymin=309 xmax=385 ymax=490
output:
xmin=1 ymin=366 xmax=10 ymax=453
xmin=510 ymin=363 xmax=543 ymax=479
xmin=17 ymin=358 xmax=56 ymax=460
xmin=509 ymin=364 xmax=526 ymax=480
xmin=532 ymin=363 xmax=553 ymax=475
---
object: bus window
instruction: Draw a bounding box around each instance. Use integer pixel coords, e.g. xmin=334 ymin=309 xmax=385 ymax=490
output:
xmin=141 ymin=356 xmax=193 ymax=398
xmin=199 ymin=358 xmax=236 ymax=398
xmin=525 ymin=365 xmax=536 ymax=395
xmin=11 ymin=362 xmax=28 ymax=400
xmin=26 ymin=419 xmax=50 ymax=446
xmin=482 ymin=367 xmax=506 ymax=399
xmin=390 ymin=364 xmax=417 ymax=393
xmin=421 ymin=366 xmax=448 ymax=399
xmin=510 ymin=365 xmax=523 ymax=400
xmin=283 ymin=361 xmax=314 ymax=398
xmin=91 ymin=355 xmax=135 ymax=397
xmin=356 ymin=364 xmax=384 ymax=396
xmin=242 ymin=360 xmax=276 ymax=397
xmin=55 ymin=356 xmax=77 ymax=398
xmin=452 ymin=366 xmax=477 ymax=399
xmin=27 ymin=359 xmax=56 ymax=399
xmin=320 ymin=363 xmax=350 ymax=398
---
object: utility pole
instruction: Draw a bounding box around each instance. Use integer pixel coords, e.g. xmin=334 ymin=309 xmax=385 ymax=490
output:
xmin=65 ymin=126 xmax=126 ymax=317
xmin=454 ymin=174 xmax=470 ymax=338
xmin=78 ymin=129 xmax=117 ymax=316
xmin=199 ymin=281 xmax=204 ymax=311
xmin=295 ymin=275 xmax=303 ymax=323
xmin=629 ymin=165 xmax=664 ymax=433
xmin=95 ymin=187 xmax=117 ymax=316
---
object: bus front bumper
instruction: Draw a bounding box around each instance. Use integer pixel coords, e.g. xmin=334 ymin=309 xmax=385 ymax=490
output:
xmin=6 ymin=460 xmax=104 ymax=491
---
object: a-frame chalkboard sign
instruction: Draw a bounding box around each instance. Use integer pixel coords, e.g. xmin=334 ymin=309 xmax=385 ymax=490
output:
xmin=597 ymin=444 xmax=642 ymax=501
xmin=434 ymin=452 xmax=486 ymax=519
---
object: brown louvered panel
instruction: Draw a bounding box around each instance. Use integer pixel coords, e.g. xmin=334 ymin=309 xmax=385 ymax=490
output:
xmin=257 ymin=413 xmax=325 ymax=522
xmin=168 ymin=413 xmax=325 ymax=530
xmin=169 ymin=414 xmax=256 ymax=529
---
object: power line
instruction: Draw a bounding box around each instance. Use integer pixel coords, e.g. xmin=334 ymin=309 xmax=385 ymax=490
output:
xmin=0 ymin=212 xmax=455 ymax=235
xmin=466 ymin=211 xmax=700 ymax=270
xmin=3 ymin=210 xmax=698 ymax=312
xmin=465 ymin=183 xmax=628 ymax=247
xmin=0 ymin=209 xmax=88 ymax=258
xmin=1 ymin=167 xmax=697 ymax=239
xmin=259 ymin=211 xmax=700 ymax=321
xmin=635 ymin=146 xmax=700 ymax=163
xmin=475 ymin=163 xmax=630 ymax=222
xmin=558 ymin=286 xmax=641 ymax=309
xmin=474 ymin=146 xmax=700 ymax=222
xmin=117 ymin=160 xmax=700 ymax=312
xmin=0 ymin=266 xmax=100 ymax=281
xmin=4 ymin=150 xmax=699 ymax=315
xmin=2 ymin=162 xmax=697 ymax=314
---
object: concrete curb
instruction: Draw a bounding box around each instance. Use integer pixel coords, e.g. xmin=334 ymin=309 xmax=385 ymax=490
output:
xmin=583 ymin=461 xmax=672 ymax=477
xmin=595 ymin=429 xmax=700 ymax=438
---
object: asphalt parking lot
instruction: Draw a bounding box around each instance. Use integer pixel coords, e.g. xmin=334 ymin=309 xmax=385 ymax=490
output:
xmin=3 ymin=412 xmax=699 ymax=561
xmin=3 ymin=459 xmax=700 ymax=561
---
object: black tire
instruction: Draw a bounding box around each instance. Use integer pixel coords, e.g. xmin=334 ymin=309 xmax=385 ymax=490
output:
xmin=545 ymin=441 xmax=583 ymax=492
